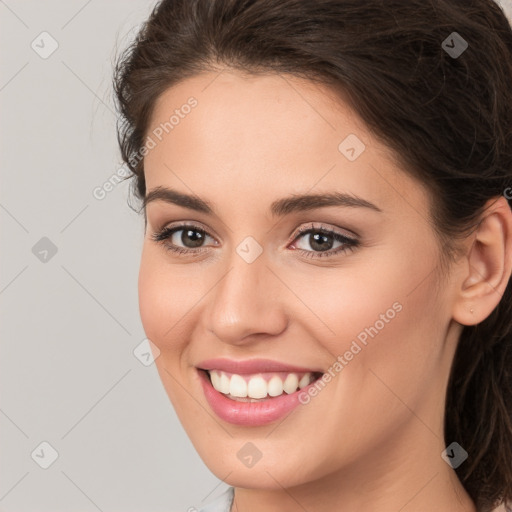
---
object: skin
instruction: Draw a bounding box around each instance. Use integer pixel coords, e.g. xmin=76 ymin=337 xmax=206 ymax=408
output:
xmin=138 ymin=69 xmax=512 ymax=512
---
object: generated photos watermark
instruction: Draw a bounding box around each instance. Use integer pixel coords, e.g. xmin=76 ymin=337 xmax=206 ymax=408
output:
xmin=298 ymin=301 xmax=403 ymax=404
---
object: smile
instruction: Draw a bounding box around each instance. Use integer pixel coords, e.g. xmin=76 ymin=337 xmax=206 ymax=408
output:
xmin=197 ymin=358 xmax=323 ymax=426
xmin=207 ymin=370 xmax=315 ymax=400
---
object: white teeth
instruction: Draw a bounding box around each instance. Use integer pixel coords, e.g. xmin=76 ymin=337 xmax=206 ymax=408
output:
xmin=283 ymin=373 xmax=299 ymax=394
xmin=247 ymin=376 xmax=267 ymax=399
xmin=207 ymin=370 xmax=315 ymax=399
xmin=299 ymin=374 xmax=310 ymax=389
xmin=210 ymin=370 xmax=221 ymax=390
xmin=229 ymin=374 xmax=247 ymax=397
xmin=267 ymin=375 xmax=284 ymax=397
xmin=219 ymin=372 xmax=230 ymax=394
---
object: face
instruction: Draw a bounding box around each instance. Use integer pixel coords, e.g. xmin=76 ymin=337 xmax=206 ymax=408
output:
xmin=139 ymin=70 xmax=461 ymax=490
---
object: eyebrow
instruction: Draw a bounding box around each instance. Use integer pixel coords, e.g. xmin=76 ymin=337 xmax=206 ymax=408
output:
xmin=143 ymin=186 xmax=383 ymax=216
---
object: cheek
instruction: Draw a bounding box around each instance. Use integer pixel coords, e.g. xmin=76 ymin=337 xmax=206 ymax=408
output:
xmin=284 ymin=262 xmax=409 ymax=352
xmin=137 ymin=248 xmax=201 ymax=413
xmin=137 ymin=246 xmax=191 ymax=354
xmin=288 ymin=243 xmax=446 ymax=390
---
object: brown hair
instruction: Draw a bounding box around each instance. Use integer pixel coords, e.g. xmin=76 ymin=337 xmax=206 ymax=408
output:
xmin=112 ymin=1 xmax=512 ymax=509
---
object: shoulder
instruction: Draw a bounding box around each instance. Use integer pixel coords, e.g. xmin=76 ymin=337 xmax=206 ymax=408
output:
xmin=189 ymin=487 xmax=234 ymax=512
xmin=491 ymin=502 xmax=512 ymax=512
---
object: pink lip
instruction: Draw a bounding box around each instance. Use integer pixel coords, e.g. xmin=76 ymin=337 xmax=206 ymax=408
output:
xmin=198 ymin=370 xmax=315 ymax=426
xmin=196 ymin=357 xmax=320 ymax=374
xmin=197 ymin=358 xmax=323 ymax=426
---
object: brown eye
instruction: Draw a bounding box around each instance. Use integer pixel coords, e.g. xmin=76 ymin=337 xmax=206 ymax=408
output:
xmin=291 ymin=224 xmax=360 ymax=258
xmin=178 ymin=228 xmax=207 ymax=248
xmin=151 ymin=223 xmax=217 ymax=255
xmin=300 ymin=231 xmax=335 ymax=252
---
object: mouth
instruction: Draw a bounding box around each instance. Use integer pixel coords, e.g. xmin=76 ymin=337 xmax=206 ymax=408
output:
xmin=196 ymin=358 xmax=324 ymax=426
xmin=202 ymin=369 xmax=323 ymax=401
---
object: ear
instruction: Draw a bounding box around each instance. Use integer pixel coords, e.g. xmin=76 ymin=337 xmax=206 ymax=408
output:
xmin=452 ymin=195 xmax=512 ymax=326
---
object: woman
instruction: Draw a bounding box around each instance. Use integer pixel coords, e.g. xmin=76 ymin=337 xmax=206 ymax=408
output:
xmin=113 ymin=1 xmax=512 ymax=510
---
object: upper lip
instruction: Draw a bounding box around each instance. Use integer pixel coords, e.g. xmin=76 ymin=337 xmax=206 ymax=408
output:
xmin=196 ymin=358 xmax=322 ymax=374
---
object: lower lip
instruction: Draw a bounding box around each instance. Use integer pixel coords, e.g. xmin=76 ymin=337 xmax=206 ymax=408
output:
xmin=198 ymin=370 xmax=310 ymax=426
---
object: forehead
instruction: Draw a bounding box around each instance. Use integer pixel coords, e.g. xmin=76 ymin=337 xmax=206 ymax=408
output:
xmin=147 ymin=70 xmax=366 ymax=164
xmin=143 ymin=70 xmax=432 ymax=220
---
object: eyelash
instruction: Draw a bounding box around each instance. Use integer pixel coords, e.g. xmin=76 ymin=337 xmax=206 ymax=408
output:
xmin=150 ymin=222 xmax=360 ymax=259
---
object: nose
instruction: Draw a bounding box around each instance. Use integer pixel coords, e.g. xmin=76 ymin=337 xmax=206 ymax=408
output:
xmin=203 ymin=248 xmax=289 ymax=346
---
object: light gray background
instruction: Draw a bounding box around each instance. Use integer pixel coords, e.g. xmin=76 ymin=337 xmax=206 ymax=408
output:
xmin=1 ymin=1 xmax=511 ymax=511
xmin=0 ymin=1 xmax=222 ymax=511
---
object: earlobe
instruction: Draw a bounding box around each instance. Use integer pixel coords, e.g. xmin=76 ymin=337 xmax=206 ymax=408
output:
xmin=453 ymin=195 xmax=512 ymax=326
